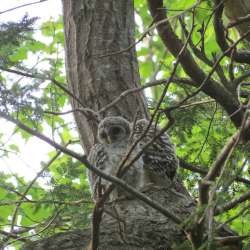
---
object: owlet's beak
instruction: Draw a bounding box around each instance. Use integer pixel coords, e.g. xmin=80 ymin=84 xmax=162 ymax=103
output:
xmin=106 ymin=135 xmax=112 ymax=144
xmin=104 ymin=128 xmax=112 ymax=144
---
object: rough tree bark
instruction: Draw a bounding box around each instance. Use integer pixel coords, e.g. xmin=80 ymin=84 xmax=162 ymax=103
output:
xmin=62 ymin=0 xmax=149 ymax=154
xmin=22 ymin=0 xmax=196 ymax=249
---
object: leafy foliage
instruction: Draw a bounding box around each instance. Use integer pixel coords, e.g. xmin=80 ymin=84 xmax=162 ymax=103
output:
xmin=0 ymin=13 xmax=92 ymax=249
xmin=0 ymin=0 xmax=249 ymax=249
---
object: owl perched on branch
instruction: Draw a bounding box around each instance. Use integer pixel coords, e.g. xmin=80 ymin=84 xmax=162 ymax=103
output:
xmin=87 ymin=116 xmax=178 ymax=201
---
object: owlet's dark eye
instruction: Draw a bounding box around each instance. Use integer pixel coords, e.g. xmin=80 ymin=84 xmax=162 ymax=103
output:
xmin=111 ymin=127 xmax=121 ymax=135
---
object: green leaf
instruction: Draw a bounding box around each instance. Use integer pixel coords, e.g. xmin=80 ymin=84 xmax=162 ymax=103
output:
xmin=9 ymin=144 xmax=20 ymax=152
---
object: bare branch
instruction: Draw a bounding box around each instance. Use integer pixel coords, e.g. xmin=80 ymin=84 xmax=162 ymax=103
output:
xmin=227 ymin=14 xmax=250 ymax=29
xmin=194 ymin=103 xmax=218 ymax=162
xmin=0 ymin=0 xmax=48 ymax=15
xmin=179 ymin=159 xmax=250 ymax=186
xmin=215 ymin=190 xmax=250 ymax=215
xmin=199 ymin=131 xmax=240 ymax=205
xmin=216 ymin=205 xmax=250 ymax=228
xmin=0 ymin=230 xmax=28 ymax=242
xmin=215 ymin=235 xmax=250 ymax=246
xmin=0 ymin=199 xmax=92 ymax=206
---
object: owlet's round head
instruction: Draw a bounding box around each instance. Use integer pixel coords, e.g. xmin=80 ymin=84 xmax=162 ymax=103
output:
xmin=97 ymin=116 xmax=130 ymax=144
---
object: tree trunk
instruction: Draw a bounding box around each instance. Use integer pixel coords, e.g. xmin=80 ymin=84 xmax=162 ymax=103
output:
xmin=62 ymin=0 xmax=149 ymax=154
xmin=22 ymin=0 xmax=195 ymax=249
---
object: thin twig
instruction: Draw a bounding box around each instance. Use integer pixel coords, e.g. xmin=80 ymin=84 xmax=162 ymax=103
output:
xmin=0 ymin=198 xmax=92 ymax=206
xmin=216 ymin=205 xmax=250 ymax=229
xmin=9 ymin=148 xmax=64 ymax=233
xmin=178 ymin=159 xmax=250 ymax=186
xmin=227 ymin=14 xmax=250 ymax=29
xmin=178 ymin=99 xmax=215 ymax=109
xmin=5 ymin=209 xmax=62 ymax=247
xmin=0 ymin=0 xmax=48 ymax=15
xmin=215 ymin=190 xmax=250 ymax=215
xmin=98 ymin=77 xmax=196 ymax=115
xmin=194 ymin=102 xmax=218 ymax=162
xmin=0 ymin=67 xmax=97 ymax=118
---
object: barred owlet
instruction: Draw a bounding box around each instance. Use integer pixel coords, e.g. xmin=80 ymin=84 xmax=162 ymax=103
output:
xmin=132 ymin=119 xmax=178 ymax=186
xmin=87 ymin=116 xmax=178 ymax=201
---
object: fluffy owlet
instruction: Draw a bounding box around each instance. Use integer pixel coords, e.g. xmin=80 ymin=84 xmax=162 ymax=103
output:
xmin=87 ymin=116 xmax=147 ymax=201
xmin=87 ymin=116 xmax=178 ymax=201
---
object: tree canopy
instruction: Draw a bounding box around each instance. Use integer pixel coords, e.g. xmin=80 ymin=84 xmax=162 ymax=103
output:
xmin=0 ymin=0 xmax=249 ymax=249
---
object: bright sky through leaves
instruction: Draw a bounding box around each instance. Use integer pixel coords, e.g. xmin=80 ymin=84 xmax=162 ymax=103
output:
xmin=0 ymin=0 xmax=62 ymax=181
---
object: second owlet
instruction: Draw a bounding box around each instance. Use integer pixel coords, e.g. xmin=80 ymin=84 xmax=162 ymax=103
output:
xmin=87 ymin=116 xmax=178 ymax=201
